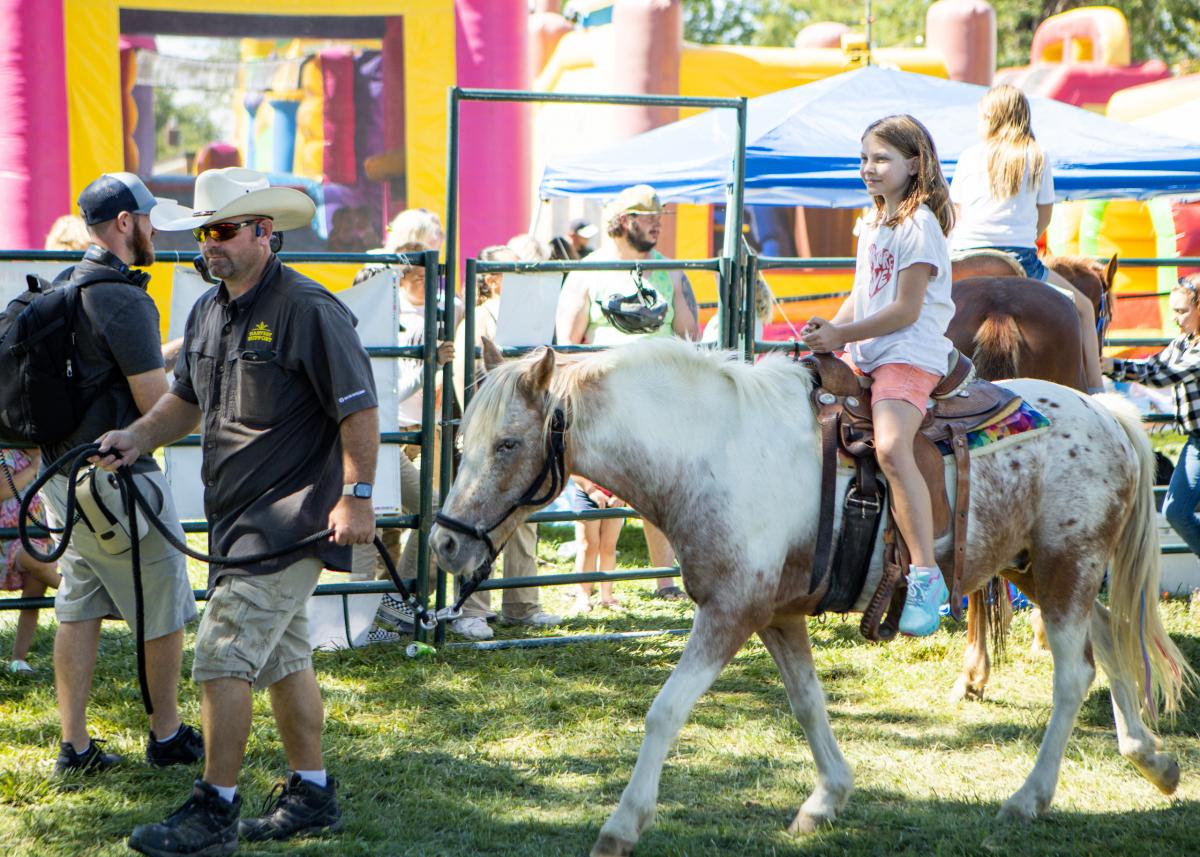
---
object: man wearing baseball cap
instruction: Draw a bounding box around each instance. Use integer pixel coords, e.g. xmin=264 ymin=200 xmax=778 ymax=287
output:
xmin=101 ymin=167 xmax=379 ymax=855
xmin=41 ymin=172 xmax=203 ymax=782
xmin=556 ymin=183 xmax=700 ymax=603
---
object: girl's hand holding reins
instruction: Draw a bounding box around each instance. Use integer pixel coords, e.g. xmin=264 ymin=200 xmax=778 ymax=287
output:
xmin=802 ymin=317 xmax=846 ymax=353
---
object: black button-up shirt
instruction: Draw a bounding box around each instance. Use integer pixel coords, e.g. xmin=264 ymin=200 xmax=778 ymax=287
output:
xmin=171 ymin=256 xmax=377 ymax=587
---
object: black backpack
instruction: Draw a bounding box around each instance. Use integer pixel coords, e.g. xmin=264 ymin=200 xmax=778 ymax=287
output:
xmin=0 ymin=268 xmax=113 ymax=444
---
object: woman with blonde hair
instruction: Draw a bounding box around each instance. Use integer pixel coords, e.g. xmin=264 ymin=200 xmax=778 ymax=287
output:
xmin=44 ymin=214 xmax=89 ymax=251
xmin=950 ymin=84 xmax=1103 ymax=391
xmin=384 ymin=208 xmax=444 ymax=253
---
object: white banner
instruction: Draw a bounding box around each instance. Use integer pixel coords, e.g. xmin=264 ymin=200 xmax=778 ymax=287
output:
xmin=494 ymin=272 xmax=562 ymax=347
xmin=0 ymin=261 xmax=73 ymax=307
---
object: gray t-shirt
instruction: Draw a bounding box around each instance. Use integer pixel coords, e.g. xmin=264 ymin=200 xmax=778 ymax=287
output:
xmin=41 ymin=258 xmax=164 ymax=472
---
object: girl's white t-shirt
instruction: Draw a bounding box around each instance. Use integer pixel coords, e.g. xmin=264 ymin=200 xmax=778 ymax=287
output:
xmin=950 ymin=143 xmax=1054 ymax=250
xmin=848 ymin=204 xmax=955 ymax=377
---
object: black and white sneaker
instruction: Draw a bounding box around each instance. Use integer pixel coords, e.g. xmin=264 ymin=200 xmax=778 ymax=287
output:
xmin=51 ymin=739 xmax=123 ymax=779
xmin=364 ymin=625 xmax=402 ymax=646
xmin=146 ymin=723 xmax=205 ymax=768
xmin=375 ymin=593 xmax=416 ymax=633
xmin=238 ymin=772 xmax=343 ymax=842
xmin=128 ymin=779 xmax=240 ymax=857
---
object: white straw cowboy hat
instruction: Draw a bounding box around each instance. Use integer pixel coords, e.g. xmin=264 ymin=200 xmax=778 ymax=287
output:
xmin=151 ymin=167 xmax=316 ymax=233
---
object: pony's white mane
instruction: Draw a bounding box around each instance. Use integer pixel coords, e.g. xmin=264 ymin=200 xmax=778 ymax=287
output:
xmin=462 ymin=338 xmax=813 ymax=445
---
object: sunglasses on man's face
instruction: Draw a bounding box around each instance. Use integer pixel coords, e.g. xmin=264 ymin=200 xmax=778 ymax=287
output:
xmin=192 ymin=219 xmax=265 ymax=243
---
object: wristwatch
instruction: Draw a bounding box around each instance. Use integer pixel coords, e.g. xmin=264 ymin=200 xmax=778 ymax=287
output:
xmin=342 ymin=482 xmax=373 ymax=499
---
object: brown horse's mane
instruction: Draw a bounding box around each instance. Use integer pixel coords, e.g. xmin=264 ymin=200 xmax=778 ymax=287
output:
xmin=1044 ymin=254 xmax=1104 ymax=282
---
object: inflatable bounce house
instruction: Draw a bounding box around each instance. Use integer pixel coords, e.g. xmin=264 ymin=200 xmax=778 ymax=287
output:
xmin=0 ymin=0 xmax=533 ymax=324
xmin=1014 ymin=7 xmax=1198 ymax=342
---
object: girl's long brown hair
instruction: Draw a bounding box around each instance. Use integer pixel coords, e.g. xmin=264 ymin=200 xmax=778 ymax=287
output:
xmin=862 ymin=114 xmax=954 ymax=236
xmin=979 ymin=84 xmax=1045 ymax=200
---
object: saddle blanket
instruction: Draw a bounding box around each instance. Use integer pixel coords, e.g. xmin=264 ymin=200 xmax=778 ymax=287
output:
xmin=837 ymin=401 xmax=1051 ymax=470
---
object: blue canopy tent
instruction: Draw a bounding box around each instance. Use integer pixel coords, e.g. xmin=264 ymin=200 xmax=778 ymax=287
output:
xmin=539 ymin=66 xmax=1200 ymax=207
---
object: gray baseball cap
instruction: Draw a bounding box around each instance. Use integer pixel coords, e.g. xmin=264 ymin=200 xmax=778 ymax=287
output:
xmin=77 ymin=172 xmax=171 ymax=225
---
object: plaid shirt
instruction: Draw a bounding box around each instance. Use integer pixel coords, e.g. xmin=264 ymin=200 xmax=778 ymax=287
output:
xmin=1108 ymin=333 xmax=1200 ymax=435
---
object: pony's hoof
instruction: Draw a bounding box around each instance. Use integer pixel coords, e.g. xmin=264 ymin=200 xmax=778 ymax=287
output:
xmin=1143 ymin=755 xmax=1181 ymax=795
xmin=948 ymin=677 xmax=984 ymax=703
xmin=788 ymin=810 xmax=834 ymax=835
xmin=996 ymin=797 xmax=1038 ymax=825
xmin=590 ymin=833 xmax=636 ymax=857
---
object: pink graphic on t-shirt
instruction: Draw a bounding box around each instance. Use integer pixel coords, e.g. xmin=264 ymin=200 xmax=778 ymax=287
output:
xmin=868 ymin=243 xmax=894 ymax=297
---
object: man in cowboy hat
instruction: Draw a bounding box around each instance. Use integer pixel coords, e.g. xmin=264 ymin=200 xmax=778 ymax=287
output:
xmin=98 ymin=167 xmax=380 ymax=855
xmin=43 ymin=172 xmax=203 ymax=780
xmin=556 ymin=183 xmax=700 ymax=602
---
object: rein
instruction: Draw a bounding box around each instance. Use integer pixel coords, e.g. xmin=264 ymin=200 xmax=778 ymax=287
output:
xmin=19 ymin=443 xmax=439 ymax=715
xmin=433 ymin=406 xmax=569 ymax=619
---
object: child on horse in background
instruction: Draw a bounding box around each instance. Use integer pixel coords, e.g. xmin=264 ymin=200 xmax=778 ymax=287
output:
xmin=1104 ymin=275 xmax=1200 ymax=558
xmin=950 ymin=84 xmax=1105 ymax=393
xmin=802 ymin=114 xmax=955 ymax=636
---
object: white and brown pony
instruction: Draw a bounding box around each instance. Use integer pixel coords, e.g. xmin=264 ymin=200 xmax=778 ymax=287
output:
xmin=430 ymin=338 xmax=1192 ymax=857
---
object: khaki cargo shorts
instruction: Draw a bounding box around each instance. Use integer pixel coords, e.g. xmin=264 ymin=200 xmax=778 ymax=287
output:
xmin=192 ymin=558 xmax=322 ymax=689
xmin=45 ymin=471 xmax=197 ymax=638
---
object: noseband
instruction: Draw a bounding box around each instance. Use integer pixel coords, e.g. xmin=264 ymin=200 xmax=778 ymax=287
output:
xmin=433 ymin=407 xmax=568 ymax=614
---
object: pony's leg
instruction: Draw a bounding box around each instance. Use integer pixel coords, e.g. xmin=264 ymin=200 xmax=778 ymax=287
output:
xmin=1090 ymin=602 xmax=1180 ymax=794
xmin=591 ymin=605 xmax=755 ymax=857
xmin=999 ymin=608 xmax=1095 ymax=823
xmin=757 ymin=618 xmax=853 ymax=833
xmin=950 ymin=591 xmax=990 ymax=702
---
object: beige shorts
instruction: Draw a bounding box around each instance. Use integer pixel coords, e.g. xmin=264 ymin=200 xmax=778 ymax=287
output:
xmin=45 ymin=471 xmax=197 ymax=638
xmin=192 ymin=558 xmax=322 ymax=689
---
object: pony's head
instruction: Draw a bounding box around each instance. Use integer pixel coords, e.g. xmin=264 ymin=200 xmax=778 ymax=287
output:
xmin=431 ymin=339 xmax=566 ymax=577
xmin=1047 ymin=253 xmax=1118 ymax=345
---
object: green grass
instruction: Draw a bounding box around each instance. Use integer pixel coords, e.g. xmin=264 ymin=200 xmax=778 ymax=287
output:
xmin=0 ymin=524 xmax=1198 ymax=856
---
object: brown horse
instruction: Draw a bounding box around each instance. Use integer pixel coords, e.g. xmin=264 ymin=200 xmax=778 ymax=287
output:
xmin=946 ymin=252 xmax=1119 ymax=701
xmin=947 ymin=252 xmax=1118 ymax=390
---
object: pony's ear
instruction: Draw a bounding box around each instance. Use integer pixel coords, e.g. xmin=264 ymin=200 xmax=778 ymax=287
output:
xmin=1104 ymin=254 xmax=1119 ymax=289
xmin=521 ymin=346 xmax=556 ymax=395
xmin=481 ymin=336 xmax=504 ymax=372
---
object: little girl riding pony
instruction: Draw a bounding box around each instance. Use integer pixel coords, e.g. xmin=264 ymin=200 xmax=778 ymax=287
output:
xmin=950 ymin=84 xmax=1104 ymax=392
xmin=803 ymin=114 xmax=955 ymax=636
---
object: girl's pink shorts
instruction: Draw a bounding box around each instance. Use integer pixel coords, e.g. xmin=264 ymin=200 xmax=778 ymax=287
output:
xmin=868 ymin=362 xmax=942 ymax=414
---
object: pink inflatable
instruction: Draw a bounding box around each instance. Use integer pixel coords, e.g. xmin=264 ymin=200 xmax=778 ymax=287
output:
xmin=926 ymin=0 xmax=995 ymax=85
xmin=0 ymin=0 xmax=69 ymax=249
xmin=455 ymin=0 xmax=531 ymax=263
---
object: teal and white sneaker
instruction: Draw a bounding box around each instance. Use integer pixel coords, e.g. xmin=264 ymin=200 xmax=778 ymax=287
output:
xmin=898 ymin=566 xmax=948 ymax=637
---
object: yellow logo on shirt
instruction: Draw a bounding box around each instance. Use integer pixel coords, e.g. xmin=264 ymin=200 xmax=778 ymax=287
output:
xmin=247 ymin=321 xmax=273 ymax=343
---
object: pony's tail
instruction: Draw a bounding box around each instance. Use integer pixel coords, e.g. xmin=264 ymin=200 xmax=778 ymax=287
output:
xmin=972 ymin=315 xmax=1023 ymax=380
xmin=1097 ymin=393 xmax=1196 ymax=720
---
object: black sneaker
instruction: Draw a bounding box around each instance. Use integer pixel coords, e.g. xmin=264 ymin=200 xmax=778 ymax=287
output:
xmin=238 ymin=772 xmax=343 ymax=842
xmin=51 ymin=739 xmax=123 ymax=778
xmin=128 ymin=779 xmax=240 ymax=857
xmin=146 ymin=723 xmax=205 ymax=768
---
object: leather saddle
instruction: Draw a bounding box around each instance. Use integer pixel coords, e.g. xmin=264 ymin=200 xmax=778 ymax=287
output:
xmin=802 ymin=351 xmax=1021 ymax=641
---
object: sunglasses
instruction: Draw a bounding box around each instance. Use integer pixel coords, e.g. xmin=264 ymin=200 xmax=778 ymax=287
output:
xmin=192 ymin=219 xmax=265 ymax=243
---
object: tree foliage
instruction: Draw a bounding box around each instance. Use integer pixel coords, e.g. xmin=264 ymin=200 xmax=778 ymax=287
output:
xmin=682 ymin=0 xmax=1198 ymax=69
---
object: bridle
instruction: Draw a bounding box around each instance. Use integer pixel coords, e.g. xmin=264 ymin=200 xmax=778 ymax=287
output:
xmin=433 ymin=406 xmax=569 ymax=616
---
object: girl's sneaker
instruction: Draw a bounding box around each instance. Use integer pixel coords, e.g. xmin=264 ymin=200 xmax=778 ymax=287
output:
xmin=8 ymin=660 xmax=34 ymax=675
xmin=898 ymin=567 xmax=949 ymax=637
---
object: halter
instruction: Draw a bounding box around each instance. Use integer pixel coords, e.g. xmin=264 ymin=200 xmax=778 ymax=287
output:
xmin=433 ymin=406 xmax=569 ymax=618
